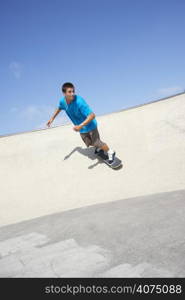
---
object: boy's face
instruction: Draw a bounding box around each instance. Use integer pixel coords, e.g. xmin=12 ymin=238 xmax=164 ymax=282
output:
xmin=64 ymin=87 xmax=75 ymax=101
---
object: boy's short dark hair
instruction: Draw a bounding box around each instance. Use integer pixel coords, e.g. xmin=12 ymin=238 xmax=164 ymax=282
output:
xmin=62 ymin=82 xmax=75 ymax=93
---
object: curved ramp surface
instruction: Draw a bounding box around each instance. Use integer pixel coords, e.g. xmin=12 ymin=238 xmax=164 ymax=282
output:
xmin=0 ymin=93 xmax=185 ymax=277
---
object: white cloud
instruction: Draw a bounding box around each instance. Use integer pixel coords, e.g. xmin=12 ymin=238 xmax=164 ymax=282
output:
xmin=9 ymin=61 xmax=22 ymax=79
xmin=36 ymin=115 xmax=70 ymax=130
xmin=13 ymin=104 xmax=70 ymax=129
xmin=19 ymin=105 xmax=56 ymax=121
xmin=20 ymin=105 xmax=44 ymax=120
xmin=157 ymin=86 xmax=184 ymax=96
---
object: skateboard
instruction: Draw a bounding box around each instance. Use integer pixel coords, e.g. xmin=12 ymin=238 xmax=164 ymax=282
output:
xmin=96 ymin=150 xmax=122 ymax=169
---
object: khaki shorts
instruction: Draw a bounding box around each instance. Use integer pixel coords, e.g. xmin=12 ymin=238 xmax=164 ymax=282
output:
xmin=80 ymin=127 xmax=105 ymax=148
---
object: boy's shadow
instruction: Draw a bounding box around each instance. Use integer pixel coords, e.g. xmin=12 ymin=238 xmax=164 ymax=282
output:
xmin=64 ymin=146 xmax=122 ymax=170
xmin=64 ymin=146 xmax=104 ymax=169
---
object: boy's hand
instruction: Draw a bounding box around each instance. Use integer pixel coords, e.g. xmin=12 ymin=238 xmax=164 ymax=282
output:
xmin=73 ymin=125 xmax=82 ymax=132
xmin=46 ymin=119 xmax=53 ymax=127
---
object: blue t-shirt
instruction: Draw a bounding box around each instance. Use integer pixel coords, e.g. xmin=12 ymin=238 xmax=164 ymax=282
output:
xmin=58 ymin=95 xmax=97 ymax=133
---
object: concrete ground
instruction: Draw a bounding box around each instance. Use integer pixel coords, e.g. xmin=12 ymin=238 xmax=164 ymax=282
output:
xmin=0 ymin=92 xmax=185 ymax=277
xmin=0 ymin=189 xmax=185 ymax=277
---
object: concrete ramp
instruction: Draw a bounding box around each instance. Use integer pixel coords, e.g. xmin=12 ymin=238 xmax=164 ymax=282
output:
xmin=1 ymin=93 xmax=185 ymax=226
xmin=0 ymin=93 xmax=185 ymax=277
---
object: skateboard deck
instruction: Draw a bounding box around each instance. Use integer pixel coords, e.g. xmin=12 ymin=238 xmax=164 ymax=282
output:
xmin=96 ymin=150 xmax=122 ymax=169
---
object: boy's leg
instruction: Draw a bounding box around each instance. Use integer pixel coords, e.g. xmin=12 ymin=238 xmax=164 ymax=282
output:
xmin=91 ymin=128 xmax=116 ymax=163
xmin=100 ymin=143 xmax=109 ymax=152
xmin=80 ymin=128 xmax=115 ymax=163
xmin=80 ymin=132 xmax=92 ymax=147
xmin=100 ymin=144 xmax=115 ymax=163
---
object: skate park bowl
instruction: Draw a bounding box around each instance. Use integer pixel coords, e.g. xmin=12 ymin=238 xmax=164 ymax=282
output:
xmin=0 ymin=92 xmax=185 ymax=277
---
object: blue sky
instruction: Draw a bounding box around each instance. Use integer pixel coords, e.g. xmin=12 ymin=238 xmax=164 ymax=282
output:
xmin=0 ymin=0 xmax=185 ymax=135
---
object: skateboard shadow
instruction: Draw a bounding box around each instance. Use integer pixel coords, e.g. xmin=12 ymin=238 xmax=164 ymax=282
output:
xmin=64 ymin=146 xmax=123 ymax=170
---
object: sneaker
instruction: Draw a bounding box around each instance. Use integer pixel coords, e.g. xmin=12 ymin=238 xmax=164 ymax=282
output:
xmin=108 ymin=151 xmax=116 ymax=164
xmin=94 ymin=148 xmax=103 ymax=154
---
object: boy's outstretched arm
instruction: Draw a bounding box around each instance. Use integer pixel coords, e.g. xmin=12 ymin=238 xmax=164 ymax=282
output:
xmin=46 ymin=108 xmax=61 ymax=127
